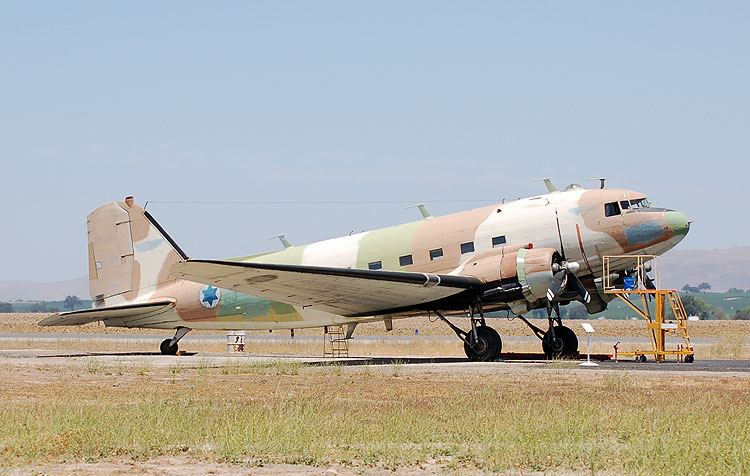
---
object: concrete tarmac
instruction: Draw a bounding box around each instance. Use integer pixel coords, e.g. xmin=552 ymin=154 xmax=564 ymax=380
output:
xmin=2 ymin=330 xmax=747 ymax=377
xmin=1 ymin=332 xmax=739 ymax=345
xmin=1 ymin=347 xmax=748 ymax=378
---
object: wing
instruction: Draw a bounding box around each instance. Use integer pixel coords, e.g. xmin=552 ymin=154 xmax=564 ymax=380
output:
xmin=170 ymin=260 xmax=483 ymax=317
xmin=39 ymin=300 xmax=176 ymax=326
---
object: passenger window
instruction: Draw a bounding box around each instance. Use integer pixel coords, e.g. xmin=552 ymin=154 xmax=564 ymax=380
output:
xmin=460 ymin=242 xmax=474 ymax=254
xmin=492 ymin=235 xmax=506 ymax=247
xmin=399 ymin=255 xmax=413 ymax=266
xmin=368 ymin=261 xmax=382 ymax=270
xmin=604 ymin=202 xmax=621 ymax=217
xmin=429 ymin=248 xmax=444 ymax=261
xmin=620 ymin=200 xmax=630 ymax=210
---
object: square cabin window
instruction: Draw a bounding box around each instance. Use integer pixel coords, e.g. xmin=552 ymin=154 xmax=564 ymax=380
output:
xmin=429 ymin=248 xmax=444 ymax=261
xmin=368 ymin=261 xmax=382 ymax=270
xmin=460 ymin=242 xmax=475 ymax=254
xmin=604 ymin=202 xmax=621 ymax=217
xmin=492 ymin=235 xmax=507 ymax=248
xmin=399 ymin=254 xmax=413 ymax=266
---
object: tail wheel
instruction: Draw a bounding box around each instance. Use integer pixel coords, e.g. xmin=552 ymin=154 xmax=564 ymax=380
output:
xmin=160 ymin=339 xmax=178 ymax=355
xmin=464 ymin=326 xmax=502 ymax=362
xmin=542 ymin=325 xmax=578 ymax=359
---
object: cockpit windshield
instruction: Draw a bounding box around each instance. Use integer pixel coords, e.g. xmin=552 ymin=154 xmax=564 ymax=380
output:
xmin=629 ymin=198 xmax=651 ymax=209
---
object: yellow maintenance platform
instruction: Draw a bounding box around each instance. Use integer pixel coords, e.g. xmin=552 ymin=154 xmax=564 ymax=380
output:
xmin=603 ymin=255 xmax=694 ymax=363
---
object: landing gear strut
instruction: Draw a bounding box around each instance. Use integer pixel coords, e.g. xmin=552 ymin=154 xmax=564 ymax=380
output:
xmin=160 ymin=327 xmax=191 ymax=355
xmin=517 ymin=304 xmax=578 ymax=359
xmin=434 ymin=303 xmax=502 ymax=362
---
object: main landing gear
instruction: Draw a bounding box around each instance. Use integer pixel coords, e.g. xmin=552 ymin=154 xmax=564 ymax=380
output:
xmin=434 ymin=303 xmax=502 ymax=361
xmin=160 ymin=327 xmax=191 ymax=355
xmin=518 ymin=303 xmax=578 ymax=359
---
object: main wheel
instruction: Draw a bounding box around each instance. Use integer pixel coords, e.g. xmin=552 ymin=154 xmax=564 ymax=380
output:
xmin=542 ymin=325 xmax=578 ymax=359
xmin=464 ymin=326 xmax=502 ymax=362
xmin=160 ymin=338 xmax=178 ymax=355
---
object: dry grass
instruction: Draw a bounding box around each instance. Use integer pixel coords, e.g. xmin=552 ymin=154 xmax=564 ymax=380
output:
xmin=0 ymin=360 xmax=747 ymax=475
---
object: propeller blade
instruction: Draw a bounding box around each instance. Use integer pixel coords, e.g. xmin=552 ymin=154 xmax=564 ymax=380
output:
xmin=547 ymin=269 xmax=568 ymax=301
xmin=568 ymin=273 xmax=591 ymax=303
xmin=643 ymin=273 xmax=656 ymax=290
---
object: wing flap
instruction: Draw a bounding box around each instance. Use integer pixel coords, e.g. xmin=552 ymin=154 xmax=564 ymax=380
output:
xmin=170 ymin=260 xmax=482 ymax=316
xmin=39 ymin=300 xmax=176 ymax=326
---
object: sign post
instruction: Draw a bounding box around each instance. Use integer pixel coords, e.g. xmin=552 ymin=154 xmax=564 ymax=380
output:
xmin=579 ymin=322 xmax=598 ymax=367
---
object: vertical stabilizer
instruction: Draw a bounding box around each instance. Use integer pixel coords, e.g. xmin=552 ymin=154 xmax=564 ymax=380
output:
xmin=87 ymin=197 xmax=187 ymax=307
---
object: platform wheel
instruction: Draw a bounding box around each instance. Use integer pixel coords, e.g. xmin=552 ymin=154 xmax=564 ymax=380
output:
xmin=684 ymin=354 xmax=694 ymax=363
xmin=635 ymin=354 xmax=647 ymax=363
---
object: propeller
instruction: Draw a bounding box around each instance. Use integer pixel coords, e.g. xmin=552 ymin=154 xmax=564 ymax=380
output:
xmin=643 ymin=273 xmax=656 ymax=290
xmin=547 ymin=261 xmax=591 ymax=304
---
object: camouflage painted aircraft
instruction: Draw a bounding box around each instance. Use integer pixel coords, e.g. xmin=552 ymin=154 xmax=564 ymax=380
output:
xmin=41 ymin=180 xmax=690 ymax=360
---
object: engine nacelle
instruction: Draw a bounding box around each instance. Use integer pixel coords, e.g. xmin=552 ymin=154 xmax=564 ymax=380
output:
xmin=513 ymin=248 xmax=559 ymax=302
xmin=454 ymin=246 xmax=561 ymax=304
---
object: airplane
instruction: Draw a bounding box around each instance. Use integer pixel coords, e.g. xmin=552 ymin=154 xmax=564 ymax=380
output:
xmin=40 ymin=180 xmax=690 ymax=361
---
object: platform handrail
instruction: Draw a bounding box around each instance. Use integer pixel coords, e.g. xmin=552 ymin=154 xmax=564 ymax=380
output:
xmin=603 ymin=255 xmax=660 ymax=293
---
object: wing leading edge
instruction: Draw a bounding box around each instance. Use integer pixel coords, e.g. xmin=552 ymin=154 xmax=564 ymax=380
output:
xmin=170 ymin=260 xmax=484 ymax=317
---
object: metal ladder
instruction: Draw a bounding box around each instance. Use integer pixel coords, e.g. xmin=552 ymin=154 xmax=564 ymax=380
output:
xmin=323 ymin=325 xmax=349 ymax=358
xmin=665 ymin=290 xmax=693 ymax=350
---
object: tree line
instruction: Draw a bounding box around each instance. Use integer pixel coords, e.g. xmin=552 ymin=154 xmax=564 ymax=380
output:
xmin=0 ymin=295 xmax=86 ymax=313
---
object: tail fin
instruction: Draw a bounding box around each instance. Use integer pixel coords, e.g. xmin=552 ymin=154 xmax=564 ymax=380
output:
xmin=87 ymin=197 xmax=188 ymax=307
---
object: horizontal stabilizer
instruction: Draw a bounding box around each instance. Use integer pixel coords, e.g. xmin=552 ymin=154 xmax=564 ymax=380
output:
xmin=39 ymin=300 xmax=176 ymax=326
xmin=171 ymin=260 xmax=483 ymax=317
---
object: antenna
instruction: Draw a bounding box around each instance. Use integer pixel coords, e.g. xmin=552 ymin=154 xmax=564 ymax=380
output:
xmin=531 ymin=178 xmax=560 ymax=193
xmin=406 ymin=203 xmax=433 ymax=219
xmin=583 ymin=178 xmax=606 ymax=189
xmin=267 ymin=234 xmax=293 ymax=249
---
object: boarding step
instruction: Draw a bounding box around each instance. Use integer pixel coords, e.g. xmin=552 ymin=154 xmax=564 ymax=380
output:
xmin=323 ymin=325 xmax=349 ymax=358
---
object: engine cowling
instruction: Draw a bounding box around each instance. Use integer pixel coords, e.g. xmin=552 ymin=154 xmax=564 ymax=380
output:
xmin=512 ymin=247 xmax=559 ymax=302
xmin=454 ymin=246 xmax=561 ymax=304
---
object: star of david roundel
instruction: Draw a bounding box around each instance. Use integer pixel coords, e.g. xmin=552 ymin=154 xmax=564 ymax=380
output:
xmin=199 ymin=285 xmax=221 ymax=309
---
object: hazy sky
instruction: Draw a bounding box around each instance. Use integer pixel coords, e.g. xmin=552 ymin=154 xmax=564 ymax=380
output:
xmin=1 ymin=1 xmax=748 ymax=282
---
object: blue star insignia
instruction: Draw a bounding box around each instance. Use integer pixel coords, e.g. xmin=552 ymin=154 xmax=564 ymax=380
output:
xmin=201 ymin=286 xmax=219 ymax=306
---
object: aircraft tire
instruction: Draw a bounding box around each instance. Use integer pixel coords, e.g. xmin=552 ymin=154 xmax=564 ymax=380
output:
xmin=542 ymin=325 xmax=578 ymax=359
xmin=484 ymin=326 xmax=503 ymax=360
xmin=464 ymin=326 xmax=501 ymax=362
xmin=160 ymin=338 xmax=178 ymax=355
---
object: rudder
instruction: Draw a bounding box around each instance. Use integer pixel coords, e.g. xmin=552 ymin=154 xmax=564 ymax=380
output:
xmin=87 ymin=196 xmax=187 ymax=307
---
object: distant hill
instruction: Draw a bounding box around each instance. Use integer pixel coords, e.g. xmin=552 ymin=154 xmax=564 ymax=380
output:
xmin=659 ymin=246 xmax=750 ymax=292
xmin=0 ymin=276 xmax=89 ymax=302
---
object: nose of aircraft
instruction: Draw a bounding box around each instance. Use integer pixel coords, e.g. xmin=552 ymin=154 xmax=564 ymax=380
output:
xmin=666 ymin=211 xmax=690 ymax=237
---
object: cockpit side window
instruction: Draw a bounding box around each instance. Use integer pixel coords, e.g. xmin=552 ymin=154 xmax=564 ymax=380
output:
xmin=604 ymin=202 xmax=621 ymax=217
xmin=630 ymin=198 xmax=651 ymax=209
xmin=620 ymin=200 xmax=630 ymax=210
